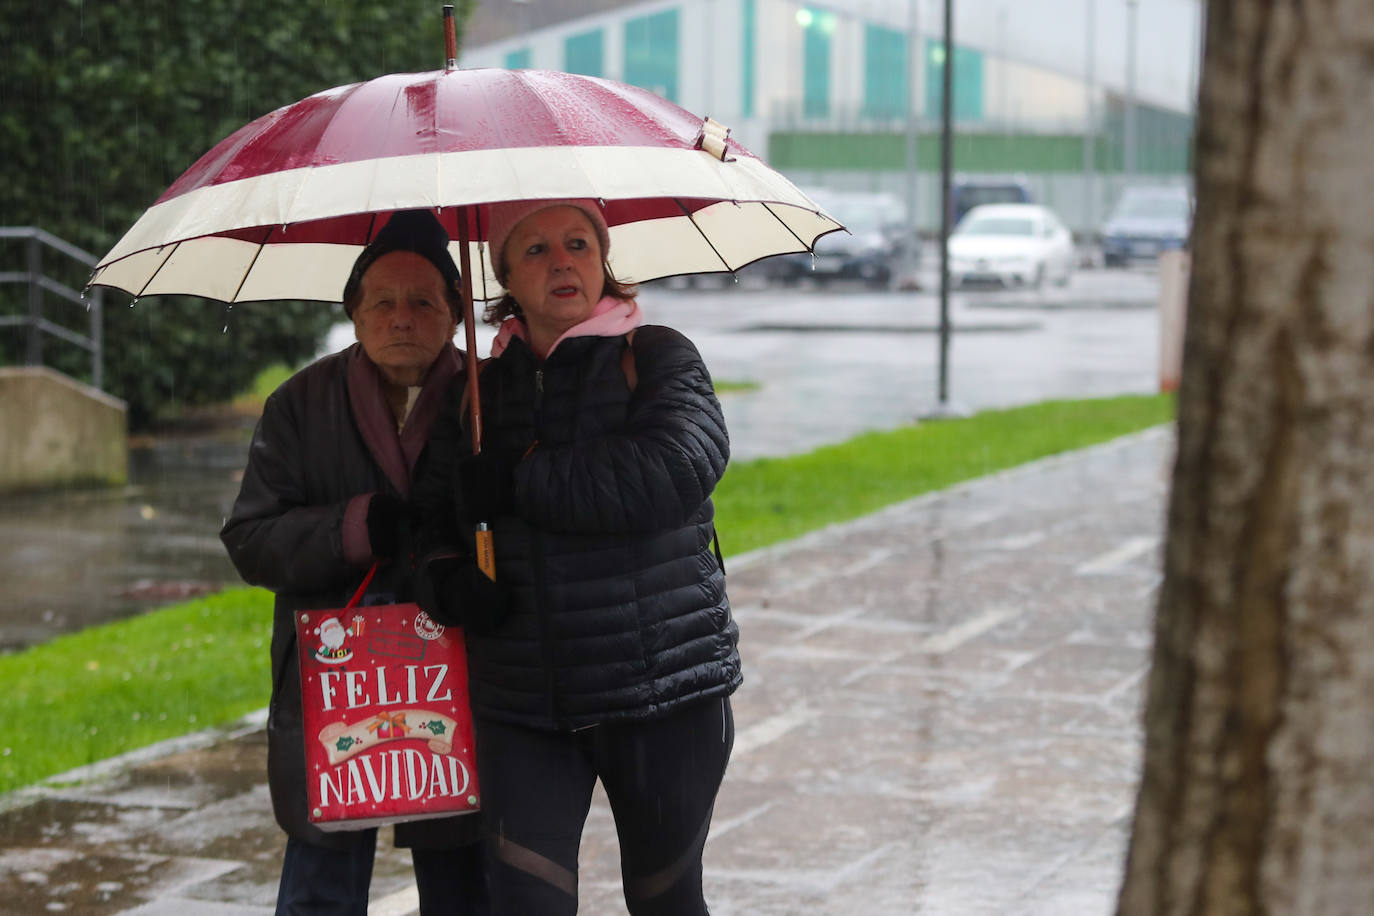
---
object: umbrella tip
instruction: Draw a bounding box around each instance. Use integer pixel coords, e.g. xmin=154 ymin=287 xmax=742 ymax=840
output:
xmin=443 ymin=4 xmax=458 ymax=70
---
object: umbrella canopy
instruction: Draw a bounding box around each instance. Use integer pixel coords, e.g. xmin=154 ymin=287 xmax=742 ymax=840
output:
xmin=90 ymin=67 xmax=843 ymax=304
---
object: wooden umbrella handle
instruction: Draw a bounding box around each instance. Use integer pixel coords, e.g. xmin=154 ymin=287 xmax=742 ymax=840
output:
xmin=455 ymin=207 xmax=496 ymax=581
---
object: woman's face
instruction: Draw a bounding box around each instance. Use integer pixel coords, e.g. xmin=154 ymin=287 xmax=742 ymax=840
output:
xmin=503 ymin=206 xmax=605 ymax=349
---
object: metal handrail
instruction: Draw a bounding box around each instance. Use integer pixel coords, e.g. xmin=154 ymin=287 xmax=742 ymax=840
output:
xmin=0 ymin=226 xmax=104 ymax=390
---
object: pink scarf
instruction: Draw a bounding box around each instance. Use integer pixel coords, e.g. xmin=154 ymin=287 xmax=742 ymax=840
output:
xmin=490 ymin=296 xmax=644 ymax=358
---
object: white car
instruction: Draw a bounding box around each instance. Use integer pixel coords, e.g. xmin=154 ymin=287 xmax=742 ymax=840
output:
xmin=947 ymin=203 xmax=1076 ymax=289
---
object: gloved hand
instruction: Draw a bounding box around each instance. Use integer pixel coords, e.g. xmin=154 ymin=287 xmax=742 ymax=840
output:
xmin=415 ymin=555 xmax=513 ymax=634
xmin=366 ymin=493 xmax=406 ymax=559
xmin=454 ymin=448 xmax=521 ymax=524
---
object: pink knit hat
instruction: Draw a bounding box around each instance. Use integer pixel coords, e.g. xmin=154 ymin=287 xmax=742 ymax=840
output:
xmin=485 ymin=199 xmax=612 ymax=285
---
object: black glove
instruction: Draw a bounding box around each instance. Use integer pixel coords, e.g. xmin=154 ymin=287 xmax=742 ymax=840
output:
xmin=365 ymin=493 xmax=406 ymax=559
xmin=416 ymin=555 xmax=513 ymax=634
xmin=455 ymin=448 xmax=520 ymax=524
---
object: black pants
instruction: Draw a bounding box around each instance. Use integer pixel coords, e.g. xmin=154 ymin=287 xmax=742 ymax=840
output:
xmin=476 ymin=697 xmax=735 ymax=915
xmin=276 ymin=830 xmax=488 ymax=915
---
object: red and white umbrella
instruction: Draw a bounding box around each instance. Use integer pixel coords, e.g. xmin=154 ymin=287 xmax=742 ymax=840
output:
xmin=90 ymin=68 xmax=841 ymax=305
xmin=91 ymin=16 xmax=842 ymax=577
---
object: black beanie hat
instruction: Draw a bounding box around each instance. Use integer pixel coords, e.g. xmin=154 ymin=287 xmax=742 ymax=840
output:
xmin=342 ymin=209 xmax=463 ymax=319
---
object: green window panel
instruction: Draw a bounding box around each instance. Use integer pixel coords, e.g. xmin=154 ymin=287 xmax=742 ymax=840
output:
xmin=564 ymin=29 xmax=604 ymax=77
xmin=924 ymin=39 xmax=984 ymax=122
xmin=741 ymin=0 xmax=756 ymax=117
xmin=1100 ymin=102 xmax=1195 ymax=173
xmin=767 ymin=130 xmax=1191 ymax=174
xmin=624 ymin=9 xmax=679 ymax=102
xmin=800 ymin=8 xmax=834 ymax=118
xmin=505 ymin=48 xmax=532 ymax=69
xmin=864 ymin=25 xmax=907 ymax=119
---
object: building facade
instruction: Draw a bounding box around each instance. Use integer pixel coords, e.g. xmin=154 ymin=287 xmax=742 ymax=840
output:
xmin=459 ymin=0 xmax=1204 ymax=233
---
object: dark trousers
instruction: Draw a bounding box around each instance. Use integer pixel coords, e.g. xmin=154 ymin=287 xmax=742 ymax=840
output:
xmin=476 ymin=697 xmax=735 ymax=916
xmin=276 ymin=829 xmax=488 ymax=915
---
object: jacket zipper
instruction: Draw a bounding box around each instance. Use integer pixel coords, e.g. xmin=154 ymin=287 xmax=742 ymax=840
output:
xmin=530 ymin=365 xmax=559 ymax=725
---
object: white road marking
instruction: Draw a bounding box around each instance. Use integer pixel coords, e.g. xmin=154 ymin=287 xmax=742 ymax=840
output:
xmin=1075 ymin=536 xmax=1159 ymax=575
xmin=732 ymin=704 xmax=817 ymax=758
xmin=915 ymin=606 xmax=1021 ymax=654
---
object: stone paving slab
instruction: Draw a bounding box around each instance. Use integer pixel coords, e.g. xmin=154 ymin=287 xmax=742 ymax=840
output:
xmin=0 ymin=427 xmax=1173 ymax=915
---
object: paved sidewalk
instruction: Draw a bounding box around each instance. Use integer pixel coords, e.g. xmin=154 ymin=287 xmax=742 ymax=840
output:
xmin=0 ymin=427 xmax=1173 ymax=915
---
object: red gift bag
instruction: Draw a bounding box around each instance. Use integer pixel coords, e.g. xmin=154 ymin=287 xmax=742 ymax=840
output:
xmin=295 ymin=565 xmax=480 ymax=831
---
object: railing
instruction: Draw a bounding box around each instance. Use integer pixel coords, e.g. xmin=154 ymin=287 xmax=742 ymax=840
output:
xmin=0 ymin=227 xmax=104 ymax=390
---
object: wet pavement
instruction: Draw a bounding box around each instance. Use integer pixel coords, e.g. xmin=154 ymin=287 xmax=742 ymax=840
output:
xmin=0 ymin=266 xmax=1162 ymax=652
xmin=0 ymin=425 xmax=1173 ymax=914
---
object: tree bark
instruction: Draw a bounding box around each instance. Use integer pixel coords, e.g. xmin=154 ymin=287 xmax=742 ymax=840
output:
xmin=1117 ymin=2 xmax=1374 ymax=914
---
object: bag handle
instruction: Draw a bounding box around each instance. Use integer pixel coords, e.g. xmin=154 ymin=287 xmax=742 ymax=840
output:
xmin=346 ymin=562 xmax=380 ymax=610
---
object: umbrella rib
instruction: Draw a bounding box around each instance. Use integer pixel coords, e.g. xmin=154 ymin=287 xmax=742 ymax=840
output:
xmin=760 ymin=201 xmax=814 ymax=250
xmin=673 ymin=198 xmax=732 ymax=274
xmin=227 ymin=227 xmax=276 ymax=304
xmin=132 ymin=243 xmax=180 ymax=300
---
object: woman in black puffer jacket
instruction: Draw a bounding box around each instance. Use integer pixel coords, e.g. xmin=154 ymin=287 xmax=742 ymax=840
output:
xmin=415 ymin=198 xmax=741 ymax=916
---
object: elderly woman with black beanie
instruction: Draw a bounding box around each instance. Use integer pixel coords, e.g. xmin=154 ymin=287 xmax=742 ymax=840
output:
xmin=221 ymin=209 xmax=488 ymax=916
xmin=415 ymin=199 xmax=741 ymax=916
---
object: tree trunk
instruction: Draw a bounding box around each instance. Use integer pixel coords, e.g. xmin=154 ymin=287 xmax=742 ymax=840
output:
xmin=1117 ymin=2 xmax=1374 ymax=914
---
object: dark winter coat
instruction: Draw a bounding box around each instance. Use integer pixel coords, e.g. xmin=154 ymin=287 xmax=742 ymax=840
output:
xmin=417 ymin=324 xmax=742 ymax=731
xmin=220 ymin=342 xmax=478 ymax=850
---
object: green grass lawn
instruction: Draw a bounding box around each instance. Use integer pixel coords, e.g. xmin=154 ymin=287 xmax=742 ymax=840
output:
xmin=0 ymin=393 xmax=1173 ymax=795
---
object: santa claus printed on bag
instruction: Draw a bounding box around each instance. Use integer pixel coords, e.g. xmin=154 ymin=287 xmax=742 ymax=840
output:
xmin=310 ymin=615 xmax=360 ymax=664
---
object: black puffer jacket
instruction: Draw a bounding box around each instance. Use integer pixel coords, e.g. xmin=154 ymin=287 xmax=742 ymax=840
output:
xmin=418 ymin=324 xmax=741 ymax=731
xmin=220 ymin=345 xmax=477 ymax=850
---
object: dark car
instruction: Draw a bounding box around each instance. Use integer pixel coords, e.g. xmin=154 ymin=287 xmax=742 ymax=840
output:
xmin=950 ymin=178 xmax=1034 ymax=227
xmin=1099 ymin=186 xmax=1192 ymax=266
xmin=764 ymin=189 xmax=916 ymax=288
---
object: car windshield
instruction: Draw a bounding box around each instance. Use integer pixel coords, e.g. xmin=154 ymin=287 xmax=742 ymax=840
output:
xmin=1116 ymin=195 xmax=1190 ymax=220
xmin=959 ymin=187 xmax=1026 ymax=209
xmin=956 ymin=217 xmax=1035 ymax=237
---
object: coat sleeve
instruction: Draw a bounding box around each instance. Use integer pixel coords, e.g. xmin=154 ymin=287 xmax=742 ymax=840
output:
xmin=219 ymin=386 xmax=362 ymax=593
xmin=516 ymin=326 xmax=730 ymax=534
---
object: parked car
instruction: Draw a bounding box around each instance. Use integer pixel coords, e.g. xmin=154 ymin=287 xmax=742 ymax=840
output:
xmin=950 ymin=177 xmax=1034 ymax=226
xmin=947 ymin=203 xmax=1075 ymax=289
xmin=1099 ymin=186 xmax=1192 ymax=266
xmin=764 ymin=189 xmax=917 ymax=288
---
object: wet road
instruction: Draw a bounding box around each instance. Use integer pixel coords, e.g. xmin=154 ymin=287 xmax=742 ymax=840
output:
xmin=0 ymin=266 xmax=1163 ymax=652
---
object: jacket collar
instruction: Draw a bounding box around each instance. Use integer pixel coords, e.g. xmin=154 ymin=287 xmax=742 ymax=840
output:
xmin=490 ymin=296 xmax=643 ymax=359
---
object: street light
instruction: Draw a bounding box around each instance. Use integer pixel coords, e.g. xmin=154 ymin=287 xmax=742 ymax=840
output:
xmin=921 ymin=0 xmax=966 ymax=420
